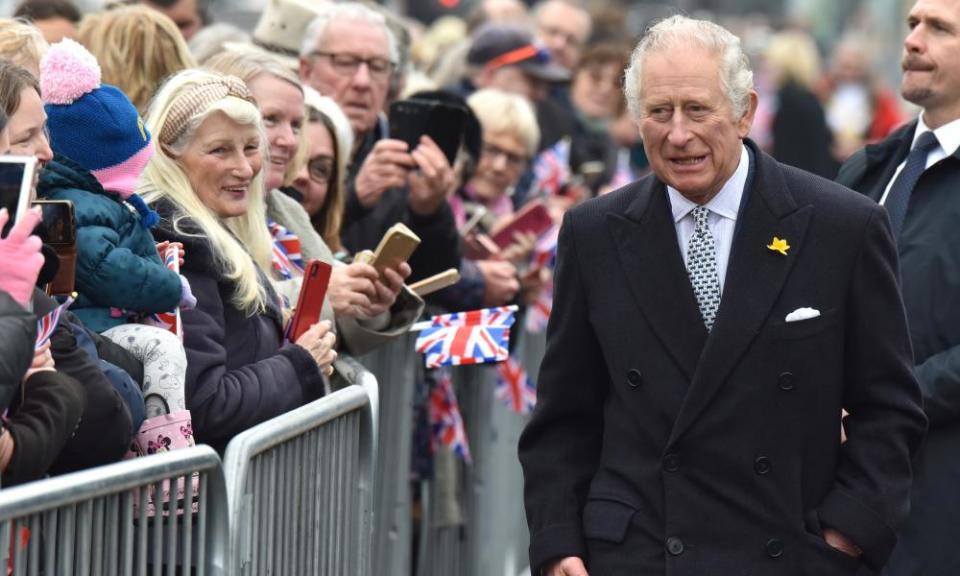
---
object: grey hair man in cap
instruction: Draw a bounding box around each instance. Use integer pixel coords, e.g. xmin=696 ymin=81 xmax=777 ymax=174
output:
xmin=458 ymin=23 xmax=569 ymax=102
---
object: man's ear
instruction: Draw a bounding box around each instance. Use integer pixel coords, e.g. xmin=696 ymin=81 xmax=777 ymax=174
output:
xmin=298 ymin=57 xmax=312 ymax=84
xmin=737 ymin=90 xmax=759 ymax=138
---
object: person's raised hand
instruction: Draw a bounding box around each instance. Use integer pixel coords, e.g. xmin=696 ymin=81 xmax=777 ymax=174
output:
xmin=408 ymin=136 xmax=455 ymax=216
xmin=500 ymin=230 xmax=538 ymax=266
xmin=0 ymin=206 xmax=44 ymax=307
xmin=355 ymin=139 xmax=416 ymax=209
xmin=357 ymin=261 xmax=411 ymax=319
xmin=328 ymin=262 xmax=379 ymax=318
xmin=156 ymin=241 xmax=186 ymax=267
xmin=23 ymin=341 xmax=55 ymax=383
xmin=545 ymin=557 xmax=589 ymax=576
xmin=294 ymin=320 xmax=337 ymax=376
xmin=477 ymin=259 xmax=519 ymax=307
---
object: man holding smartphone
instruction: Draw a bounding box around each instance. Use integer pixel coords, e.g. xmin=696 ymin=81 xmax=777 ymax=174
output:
xmin=299 ymin=2 xmax=460 ymax=282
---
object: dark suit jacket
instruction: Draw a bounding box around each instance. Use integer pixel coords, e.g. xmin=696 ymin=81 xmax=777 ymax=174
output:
xmin=837 ymin=120 xmax=960 ymax=576
xmin=519 ymin=141 xmax=926 ymax=576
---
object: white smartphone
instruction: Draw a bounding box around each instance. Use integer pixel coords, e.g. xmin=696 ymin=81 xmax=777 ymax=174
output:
xmin=0 ymin=155 xmax=38 ymax=236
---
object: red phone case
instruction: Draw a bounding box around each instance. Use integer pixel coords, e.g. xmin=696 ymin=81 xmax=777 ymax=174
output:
xmin=490 ymin=201 xmax=553 ymax=249
xmin=288 ymin=260 xmax=333 ymax=343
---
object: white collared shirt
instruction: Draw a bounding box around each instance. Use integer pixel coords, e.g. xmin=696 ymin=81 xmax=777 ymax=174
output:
xmin=667 ymin=144 xmax=749 ymax=294
xmin=880 ymin=114 xmax=960 ymax=204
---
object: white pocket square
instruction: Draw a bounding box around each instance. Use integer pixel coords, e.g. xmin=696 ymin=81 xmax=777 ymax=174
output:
xmin=785 ymin=307 xmax=821 ymax=322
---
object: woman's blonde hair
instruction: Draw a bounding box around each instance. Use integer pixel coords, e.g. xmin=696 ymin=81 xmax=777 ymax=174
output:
xmin=0 ymin=18 xmax=49 ymax=77
xmin=765 ymin=30 xmax=822 ymax=91
xmin=303 ymin=87 xmax=351 ymax=253
xmin=467 ymin=88 xmax=540 ymax=156
xmin=138 ymin=69 xmax=272 ymax=315
xmin=78 ymin=5 xmax=196 ymax=113
xmin=203 ymin=48 xmax=307 ymax=189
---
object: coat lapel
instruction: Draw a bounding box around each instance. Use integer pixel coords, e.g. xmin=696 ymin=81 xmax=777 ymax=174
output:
xmin=669 ymin=148 xmax=812 ymax=444
xmin=862 ymin=121 xmax=915 ymax=201
xmin=607 ymin=177 xmax=707 ymax=383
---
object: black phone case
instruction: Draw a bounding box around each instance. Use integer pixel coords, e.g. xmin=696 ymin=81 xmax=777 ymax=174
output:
xmin=388 ymin=99 xmax=467 ymax=165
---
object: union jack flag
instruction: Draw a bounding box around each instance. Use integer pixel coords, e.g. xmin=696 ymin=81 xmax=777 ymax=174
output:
xmin=525 ymin=286 xmax=553 ymax=334
xmin=531 ymin=138 xmax=571 ymax=198
xmin=150 ymin=245 xmax=182 ymax=339
xmin=495 ymin=356 xmax=536 ymax=415
xmin=35 ymin=295 xmax=74 ymax=350
xmin=429 ymin=369 xmax=471 ymax=463
xmin=415 ymin=307 xmax=515 ymax=368
xmin=525 ymin=227 xmax=557 ymax=333
xmin=269 ymin=220 xmax=304 ymax=280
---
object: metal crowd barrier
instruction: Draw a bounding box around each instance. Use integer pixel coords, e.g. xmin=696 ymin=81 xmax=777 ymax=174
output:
xmin=0 ymin=445 xmax=229 ymax=575
xmin=222 ymin=355 xmax=378 ymax=576
xmin=358 ymin=332 xmax=420 ymax=576
xmin=417 ymin=327 xmax=545 ymax=576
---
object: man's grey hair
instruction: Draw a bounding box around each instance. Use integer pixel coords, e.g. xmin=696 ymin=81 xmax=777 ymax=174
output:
xmin=299 ymin=2 xmax=399 ymax=64
xmin=623 ymin=15 xmax=753 ymax=121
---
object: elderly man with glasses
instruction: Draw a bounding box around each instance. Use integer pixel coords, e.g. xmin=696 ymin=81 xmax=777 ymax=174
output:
xmin=299 ymin=2 xmax=460 ymax=282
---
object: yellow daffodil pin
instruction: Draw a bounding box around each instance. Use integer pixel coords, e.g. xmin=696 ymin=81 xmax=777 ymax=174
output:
xmin=767 ymin=237 xmax=790 ymax=256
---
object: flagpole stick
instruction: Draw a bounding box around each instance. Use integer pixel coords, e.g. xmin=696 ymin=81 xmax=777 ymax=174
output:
xmin=408 ymin=305 xmax=520 ymax=332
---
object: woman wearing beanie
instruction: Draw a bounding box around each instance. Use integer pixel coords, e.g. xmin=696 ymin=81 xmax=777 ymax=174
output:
xmin=205 ymin=49 xmax=424 ymax=357
xmin=138 ymin=69 xmax=335 ymax=450
xmin=36 ymin=39 xmax=195 ymax=455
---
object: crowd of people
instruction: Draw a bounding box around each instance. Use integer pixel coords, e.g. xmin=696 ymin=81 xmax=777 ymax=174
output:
xmin=0 ymin=0 xmax=956 ymax=574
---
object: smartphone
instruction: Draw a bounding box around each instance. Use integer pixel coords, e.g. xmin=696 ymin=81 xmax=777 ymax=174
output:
xmin=0 ymin=156 xmax=38 ymax=236
xmin=370 ymin=223 xmax=421 ymax=272
xmin=388 ymin=99 xmax=467 ymax=165
xmin=287 ymin=260 xmax=333 ymax=343
xmin=490 ymin=200 xmax=553 ymax=250
xmin=32 ymin=200 xmax=76 ymax=246
xmin=409 ymin=268 xmax=460 ymax=297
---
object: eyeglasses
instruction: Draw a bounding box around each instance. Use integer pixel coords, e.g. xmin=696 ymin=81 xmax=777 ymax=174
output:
xmin=310 ymin=51 xmax=394 ymax=81
xmin=481 ymin=143 xmax=528 ymax=168
xmin=307 ymin=156 xmax=335 ymax=185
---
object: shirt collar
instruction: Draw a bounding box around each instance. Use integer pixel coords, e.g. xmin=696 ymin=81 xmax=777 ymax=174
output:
xmin=915 ymin=113 xmax=960 ymax=156
xmin=668 ymin=144 xmax=749 ymax=223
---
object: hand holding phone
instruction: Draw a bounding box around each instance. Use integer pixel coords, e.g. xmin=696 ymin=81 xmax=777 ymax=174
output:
xmin=294 ymin=320 xmax=336 ymax=377
xmin=490 ymin=200 xmax=553 ymax=250
xmin=369 ymin=223 xmax=421 ymax=273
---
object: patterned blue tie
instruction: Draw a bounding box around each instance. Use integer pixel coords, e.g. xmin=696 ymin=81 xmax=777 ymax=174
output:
xmin=885 ymin=131 xmax=939 ymax=241
xmin=686 ymin=206 xmax=721 ymax=331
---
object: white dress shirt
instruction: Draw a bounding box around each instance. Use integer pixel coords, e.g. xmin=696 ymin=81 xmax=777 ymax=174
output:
xmin=667 ymin=145 xmax=749 ymax=294
xmin=880 ymin=114 xmax=960 ymax=205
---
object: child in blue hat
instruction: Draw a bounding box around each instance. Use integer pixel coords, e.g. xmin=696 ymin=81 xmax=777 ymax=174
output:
xmin=38 ymin=38 xmax=196 ymax=455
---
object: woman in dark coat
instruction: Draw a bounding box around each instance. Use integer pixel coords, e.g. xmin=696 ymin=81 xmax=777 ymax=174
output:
xmin=139 ymin=70 xmax=335 ymax=451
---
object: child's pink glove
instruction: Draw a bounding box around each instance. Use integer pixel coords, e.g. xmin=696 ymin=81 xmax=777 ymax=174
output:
xmin=0 ymin=207 xmax=44 ymax=307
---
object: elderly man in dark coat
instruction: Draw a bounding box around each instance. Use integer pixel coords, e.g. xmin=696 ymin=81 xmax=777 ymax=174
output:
xmin=519 ymin=15 xmax=927 ymax=576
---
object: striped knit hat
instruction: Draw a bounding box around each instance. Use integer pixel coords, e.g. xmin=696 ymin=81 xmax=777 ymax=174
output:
xmin=40 ymin=39 xmax=154 ymax=201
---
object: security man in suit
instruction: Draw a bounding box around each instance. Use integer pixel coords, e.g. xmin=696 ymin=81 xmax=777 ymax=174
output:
xmin=836 ymin=1 xmax=960 ymax=574
xmin=519 ymin=15 xmax=927 ymax=576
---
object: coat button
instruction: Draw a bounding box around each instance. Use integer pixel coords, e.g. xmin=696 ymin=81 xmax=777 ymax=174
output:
xmin=754 ymin=456 xmax=772 ymax=475
xmin=778 ymin=372 xmax=795 ymax=391
xmin=627 ymin=369 xmax=642 ymax=388
xmin=766 ymin=538 xmax=784 ymax=558
xmin=666 ymin=536 xmax=684 ymax=556
xmin=663 ymin=453 xmax=680 ymax=473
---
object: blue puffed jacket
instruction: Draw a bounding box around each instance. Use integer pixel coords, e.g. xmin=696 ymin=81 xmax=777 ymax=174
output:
xmin=37 ymin=155 xmax=181 ymax=333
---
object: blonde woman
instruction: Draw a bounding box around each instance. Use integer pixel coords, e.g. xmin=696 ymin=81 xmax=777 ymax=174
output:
xmin=0 ymin=18 xmax=48 ymax=76
xmin=78 ymin=5 xmax=196 ymax=113
xmin=139 ymin=69 xmax=335 ymax=449
xmin=205 ymin=49 xmax=423 ymax=356
xmin=764 ymin=30 xmax=837 ymax=178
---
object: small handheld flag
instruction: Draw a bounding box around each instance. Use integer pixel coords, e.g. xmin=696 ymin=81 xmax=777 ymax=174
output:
xmin=35 ymin=294 xmax=75 ymax=349
xmin=429 ymin=369 xmax=471 ymax=463
xmin=150 ymin=245 xmax=183 ymax=339
xmin=413 ymin=307 xmax=516 ymax=369
xmin=495 ymin=356 xmax=536 ymax=415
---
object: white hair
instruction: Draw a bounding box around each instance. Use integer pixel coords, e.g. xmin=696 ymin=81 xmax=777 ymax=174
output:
xmin=623 ymin=15 xmax=754 ymax=121
xmin=468 ymin=88 xmax=540 ymax=157
xmin=139 ymin=69 xmax=272 ymax=314
xmin=299 ymin=2 xmax=399 ymax=64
